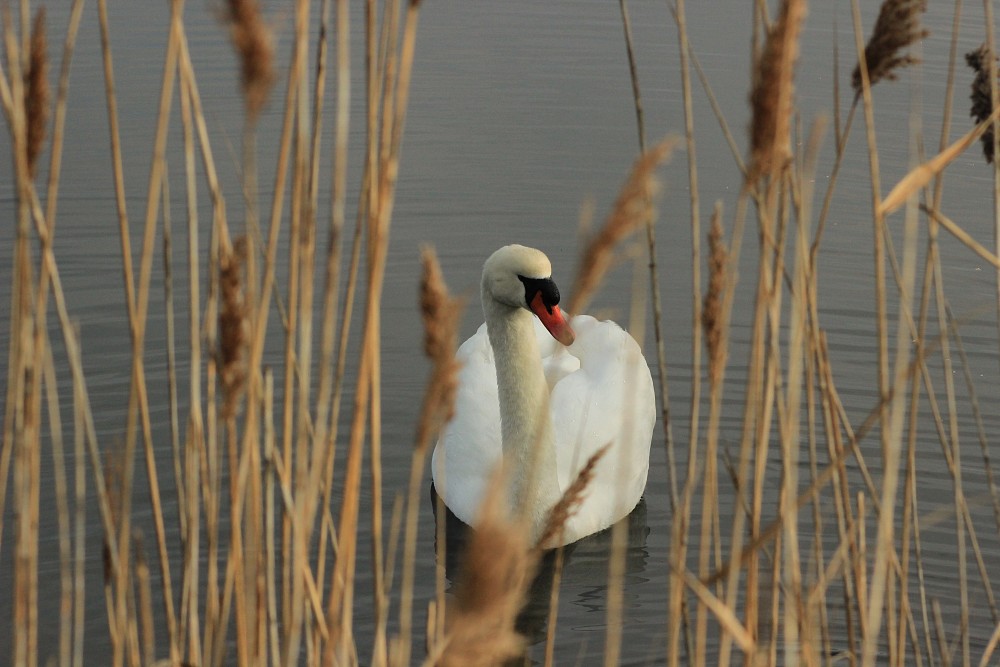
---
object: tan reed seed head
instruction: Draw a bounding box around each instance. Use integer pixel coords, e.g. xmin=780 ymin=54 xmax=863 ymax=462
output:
xmin=568 ymin=137 xmax=676 ymax=315
xmin=852 ymin=0 xmax=928 ymax=94
xmin=533 ymin=443 xmax=609 ymax=552
xmin=748 ymin=0 xmax=806 ymax=183
xmin=225 ymin=0 xmax=275 ymax=121
xmin=101 ymin=444 xmax=126 ymax=584
xmin=417 ymin=246 xmax=464 ymax=446
xmin=219 ymin=237 xmax=248 ymax=419
xmin=438 ymin=476 xmax=531 ymax=667
xmin=967 ymin=45 xmax=998 ymax=164
xmin=702 ymin=205 xmax=727 ymax=386
xmin=25 ymin=7 xmax=49 ymax=180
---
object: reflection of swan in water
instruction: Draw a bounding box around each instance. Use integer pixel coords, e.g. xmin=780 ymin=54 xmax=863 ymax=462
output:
xmin=431 ymin=484 xmax=650 ymax=645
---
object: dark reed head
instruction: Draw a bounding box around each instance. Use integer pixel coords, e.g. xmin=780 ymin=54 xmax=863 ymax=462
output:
xmin=852 ymin=0 xmax=928 ymax=94
xmin=967 ymin=45 xmax=998 ymax=164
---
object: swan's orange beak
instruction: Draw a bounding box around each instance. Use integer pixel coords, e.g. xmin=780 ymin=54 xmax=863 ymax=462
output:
xmin=530 ymin=292 xmax=575 ymax=346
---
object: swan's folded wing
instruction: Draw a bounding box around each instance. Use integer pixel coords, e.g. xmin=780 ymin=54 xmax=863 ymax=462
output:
xmin=549 ymin=316 xmax=655 ymax=536
xmin=431 ymin=325 xmax=503 ymax=527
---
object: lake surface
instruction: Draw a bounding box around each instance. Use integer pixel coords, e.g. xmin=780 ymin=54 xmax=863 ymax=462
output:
xmin=3 ymin=0 xmax=1000 ymax=664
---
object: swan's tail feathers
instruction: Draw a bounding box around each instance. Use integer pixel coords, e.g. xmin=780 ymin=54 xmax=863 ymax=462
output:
xmin=433 ymin=471 xmax=532 ymax=667
xmin=534 ymin=443 xmax=611 ymax=551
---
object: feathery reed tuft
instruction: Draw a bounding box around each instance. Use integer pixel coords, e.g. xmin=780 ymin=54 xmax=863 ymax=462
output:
xmin=437 ymin=478 xmax=531 ymax=667
xmin=568 ymin=137 xmax=676 ymax=315
xmin=748 ymin=0 xmax=806 ymax=182
xmin=25 ymin=7 xmax=49 ymax=180
xmin=224 ymin=0 xmax=275 ymax=120
xmin=852 ymin=0 xmax=928 ymax=94
xmin=219 ymin=236 xmax=248 ymax=419
xmin=533 ymin=444 xmax=610 ymax=552
xmin=702 ymin=205 xmax=726 ymax=386
xmin=415 ymin=246 xmax=464 ymax=451
xmin=967 ymin=45 xmax=998 ymax=163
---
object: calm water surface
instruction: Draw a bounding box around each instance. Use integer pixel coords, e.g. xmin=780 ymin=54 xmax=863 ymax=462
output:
xmin=2 ymin=1 xmax=1000 ymax=664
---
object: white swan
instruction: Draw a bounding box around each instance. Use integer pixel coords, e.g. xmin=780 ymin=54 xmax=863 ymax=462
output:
xmin=431 ymin=245 xmax=655 ymax=547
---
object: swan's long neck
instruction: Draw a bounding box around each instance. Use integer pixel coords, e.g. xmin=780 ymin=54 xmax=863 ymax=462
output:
xmin=483 ymin=295 xmax=562 ymax=537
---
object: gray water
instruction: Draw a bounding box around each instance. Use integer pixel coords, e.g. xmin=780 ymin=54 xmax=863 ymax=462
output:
xmin=2 ymin=0 xmax=1000 ymax=664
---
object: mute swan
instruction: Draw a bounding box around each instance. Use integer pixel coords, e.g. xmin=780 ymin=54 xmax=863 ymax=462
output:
xmin=431 ymin=245 xmax=655 ymax=547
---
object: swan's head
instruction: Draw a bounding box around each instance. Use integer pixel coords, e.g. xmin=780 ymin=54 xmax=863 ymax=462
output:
xmin=482 ymin=245 xmax=575 ymax=346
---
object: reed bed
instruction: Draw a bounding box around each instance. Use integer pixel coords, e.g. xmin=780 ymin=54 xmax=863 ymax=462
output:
xmin=2 ymin=0 xmax=1000 ymax=666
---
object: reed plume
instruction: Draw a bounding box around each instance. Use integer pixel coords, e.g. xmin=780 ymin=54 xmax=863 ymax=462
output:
xmin=25 ymin=7 xmax=49 ymax=180
xmin=437 ymin=477 xmax=531 ymax=667
xmin=224 ymin=0 xmax=275 ymax=120
xmin=967 ymin=45 xmax=998 ymax=163
xmin=748 ymin=0 xmax=806 ymax=182
xmin=533 ymin=444 xmax=609 ymax=552
xmin=568 ymin=137 xmax=676 ymax=315
xmin=851 ymin=0 xmax=928 ymax=94
xmin=414 ymin=246 xmax=464 ymax=451
xmin=219 ymin=237 xmax=248 ymax=419
xmin=100 ymin=445 xmax=126 ymax=585
xmin=702 ymin=206 xmax=726 ymax=386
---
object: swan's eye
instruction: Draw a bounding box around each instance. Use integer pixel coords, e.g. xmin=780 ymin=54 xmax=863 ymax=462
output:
xmin=517 ymin=275 xmax=560 ymax=312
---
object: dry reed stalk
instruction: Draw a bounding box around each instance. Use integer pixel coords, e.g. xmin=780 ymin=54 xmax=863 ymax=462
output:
xmin=100 ymin=1 xmax=186 ymax=659
xmin=669 ymin=21 xmax=698 ymax=628
xmin=851 ymin=0 xmax=928 ymax=94
xmin=880 ymin=107 xmax=1000 ymax=216
xmin=41 ymin=341 xmax=74 ymax=667
xmin=326 ymin=2 xmax=423 ymax=662
xmin=24 ymin=7 xmax=48 ymax=180
xmin=568 ymin=137 xmax=676 ymax=315
xmin=947 ymin=305 xmax=1000 ymax=535
xmin=174 ymin=31 xmax=206 ymax=664
xmin=9 ymin=180 xmax=114 ymax=666
xmin=0 ymin=9 xmax=26 ymax=574
xmin=604 ymin=517 xmax=628 ymax=667
xmin=541 ymin=546 xmax=565 ymax=667
xmin=747 ymin=0 xmax=806 ymax=182
xmin=133 ymin=533 xmax=156 ymax=665
xmin=434 ymin=479 xmax=531 ymax=667
xmin=307 ymin=8 xmax=353 ymax=653
xmin=694 ymin=212 xmax=731 ymax=664
xmin=619 ymin=0 xmax=676 ymax=548
xmin=862 ymin=84 xmax=923 ymax=667
xmin=43 ymin=0 xmax=85 ymax=227
xmin=981 ymin=621 xmax=1000 ymax=667
xmin=673 ymin=563 xmax=756 ymax=655
xmin=664 ymin=8 xmax=746 ymax=175
xmin=396 ymin=247 xmax=464 ymax=667
xmin=618 ymin=0 xmax=644 ymax=151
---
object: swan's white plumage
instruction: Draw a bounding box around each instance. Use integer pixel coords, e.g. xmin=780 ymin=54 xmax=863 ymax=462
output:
xmin=431 ymin=310 xmax=655 ymax=546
